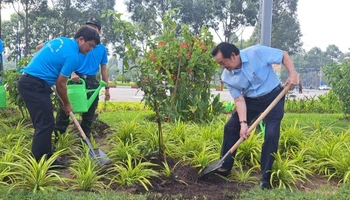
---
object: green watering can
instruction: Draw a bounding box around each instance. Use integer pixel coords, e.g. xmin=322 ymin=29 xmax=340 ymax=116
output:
xmin=67 ymin=78 xmax=106 ymax=113
xmin=0 ymin=84 xmax=6 ymax=108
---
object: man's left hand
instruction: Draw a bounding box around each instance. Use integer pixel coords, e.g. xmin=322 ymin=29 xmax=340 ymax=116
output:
xmin=105 ymin=89 xmax=110 ymax=101
xmin=285 ymin=74 xmax=298 ymax=90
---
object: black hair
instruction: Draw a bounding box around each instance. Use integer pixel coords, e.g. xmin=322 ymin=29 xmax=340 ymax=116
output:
xmin=211 ymin=42 xmax=240 ymax=58
xmin=74 ymin=25 xmax=101 ymax=45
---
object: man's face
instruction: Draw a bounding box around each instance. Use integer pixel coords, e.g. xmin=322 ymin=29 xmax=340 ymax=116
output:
xmin=77 ymin=37 xmax=96 ymax=54
xmin=214 ymin=51 xmax=240 ymax=71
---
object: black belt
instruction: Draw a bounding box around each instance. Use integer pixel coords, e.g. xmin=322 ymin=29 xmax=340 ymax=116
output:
xmin=248 ymin=85 xmax=283 ymax=100
xmin=22 ymin=72 xmax=41 ymax=80
xmin=75 ymin=73 xmax=96 ymax=80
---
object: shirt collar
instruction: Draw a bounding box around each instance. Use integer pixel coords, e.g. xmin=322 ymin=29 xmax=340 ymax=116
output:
xmin=232 ymin=52 xmax=247 ymax=73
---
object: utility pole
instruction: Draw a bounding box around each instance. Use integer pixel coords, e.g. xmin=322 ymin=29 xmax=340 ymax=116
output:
xmin=260 ymin=0 xmax=273 ymax=47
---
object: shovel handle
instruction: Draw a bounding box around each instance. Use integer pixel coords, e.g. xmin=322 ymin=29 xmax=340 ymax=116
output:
xmin=69 ymin=112 xmax=88 ymax=140
xmin=229 ymin=84 xmax=291 ymax=154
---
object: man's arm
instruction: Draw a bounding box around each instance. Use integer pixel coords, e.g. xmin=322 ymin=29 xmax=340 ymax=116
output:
xmin=55 ymin=74 xmax=72 ymax=114
xmin=100 ymin=64 xmax=110 ymax=101
xmin=234 ymin=95 xmax=249 ymax=140
xmin=36 ymin=43 xmax=44 ymax=52
xmin=282 ymin=51 xmax=298 ymax=89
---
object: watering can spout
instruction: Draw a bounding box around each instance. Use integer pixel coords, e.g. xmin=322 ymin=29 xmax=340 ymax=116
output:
xmin=86 ymin=80 xmax=107 ymax=109
xmin=67 ymin=79 xmax=107 ymax=113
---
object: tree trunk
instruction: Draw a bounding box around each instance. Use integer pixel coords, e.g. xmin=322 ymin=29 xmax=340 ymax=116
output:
xmin=24 ymin=2 xmax=29 ymax=57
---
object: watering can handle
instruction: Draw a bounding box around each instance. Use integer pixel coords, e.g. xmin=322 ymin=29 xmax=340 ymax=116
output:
xmin=67 ymin=78 xmax=85 ymax=86
xmin=228 ymin=85 xmax=291 ymax=154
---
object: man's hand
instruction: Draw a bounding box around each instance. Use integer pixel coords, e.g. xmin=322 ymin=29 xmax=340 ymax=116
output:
xmin=105 ymin=89 xmax=110 ymax=101
xmin=62 ymin=103 xmax=72 ymax=115
xmin=240 ymin=123 xmax=249 ymax=140
xmin=285 ymin=73 xmax=298 ymax=90
xmin=71 ymin=73 xmax=80 ymax=82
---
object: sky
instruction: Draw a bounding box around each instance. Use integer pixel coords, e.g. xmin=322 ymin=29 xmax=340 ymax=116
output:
xmin=2 ymin=0 xmax=350 ymax=52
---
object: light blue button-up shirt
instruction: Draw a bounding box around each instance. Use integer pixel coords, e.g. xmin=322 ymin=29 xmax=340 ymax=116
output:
xmin=221 ymin=44 xmax=283 ymax=99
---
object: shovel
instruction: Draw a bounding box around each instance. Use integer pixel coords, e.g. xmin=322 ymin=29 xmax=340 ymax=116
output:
xmin=200 ymin=85 xmax=291 ymax=177
xmin=53 ymin=86 xmax=111 ymax=166
xmin=69 ymin=112 xmax=111 ymax=166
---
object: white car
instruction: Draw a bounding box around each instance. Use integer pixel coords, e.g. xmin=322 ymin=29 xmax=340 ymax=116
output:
xmin=318 ymin=85 xmax=331 ymax=90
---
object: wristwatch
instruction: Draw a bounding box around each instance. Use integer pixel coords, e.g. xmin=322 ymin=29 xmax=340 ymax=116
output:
xmin=105 ymin=86 xmax=110 ymax=90
xmin=239 ymin=120 xmax=247 ymax=124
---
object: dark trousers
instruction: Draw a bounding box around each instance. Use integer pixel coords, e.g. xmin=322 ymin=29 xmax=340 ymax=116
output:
xmin=17 ymin=74 xmax=54 ymax=160
xmin=55 ymin=77 xmax=99 ymax=137
xmin=221 ymin=86 xmax=285 ymax=181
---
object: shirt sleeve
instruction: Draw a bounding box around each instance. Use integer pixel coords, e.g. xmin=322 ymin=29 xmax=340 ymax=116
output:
xmin=100 ymin=46 xmax=108 ymax=65
xmin=225 ymin=81 xmax=242 ymax=99
xmin=60 ymin=55 xmax=79 ymax=77
xmin=258 ymin=45 xmax=283 ymax=65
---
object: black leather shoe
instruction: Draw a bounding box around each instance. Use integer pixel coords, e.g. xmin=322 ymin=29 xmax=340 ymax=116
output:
xmin=260 ymin=179 xmax=272 ymax=190
xmin=50 ymin=160 xmax=68 ymax=169
xmin=214 ymin=168 xmax=230 ymax=177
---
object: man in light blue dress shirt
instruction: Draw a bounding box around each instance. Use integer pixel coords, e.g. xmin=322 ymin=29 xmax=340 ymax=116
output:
xmin=211 ymin=42 xmax=297 ymax=189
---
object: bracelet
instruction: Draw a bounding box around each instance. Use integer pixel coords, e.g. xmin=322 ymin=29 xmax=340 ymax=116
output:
xmin=239 ymin=120 xmax=247 ymax=124
xmin=105 ymin=86 xmax=110 ymax=90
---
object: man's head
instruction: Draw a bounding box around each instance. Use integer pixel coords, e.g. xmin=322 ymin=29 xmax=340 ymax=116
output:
xmin=74 ymin=25 xmax=101 ymax=54
xmin=86 ymin=17 xmax=102 ymax=34
xmin=211 ymin=42 xmax=241 ymax=71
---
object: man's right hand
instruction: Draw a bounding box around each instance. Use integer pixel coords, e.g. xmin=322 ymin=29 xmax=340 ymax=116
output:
xmin=71 ymin=73 xmax=80 ymax=83
xmin=62 ymin=103 xmax=72 ymax=115
xmin=240 ymin=123 xmax=249 ymax=140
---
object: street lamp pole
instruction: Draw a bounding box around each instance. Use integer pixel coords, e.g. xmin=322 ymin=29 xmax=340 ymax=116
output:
xmin=260 ymin=0 xmax=273 ymax=47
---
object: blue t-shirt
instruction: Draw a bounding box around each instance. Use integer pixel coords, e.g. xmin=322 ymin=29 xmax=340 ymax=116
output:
xmin=221 ymin=44 xmax=283 ymax=99
xmin=0 ymin=39 xmax=3 ymax=54
xmin=75 ymin=44 xmax=108 ymax=75
xmin=24 ymin=37 xmax=79 ymax=86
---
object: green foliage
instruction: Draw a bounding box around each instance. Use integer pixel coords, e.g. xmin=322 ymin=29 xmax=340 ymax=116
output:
xmin=132 ymin=15 xmax=223 ymax=123
xmin=324 ymin=62 xmax=350 ymax=117
xmin=285 ymin=91 xmax=342 ymax=114
xmin=229 ymin=161 xmax=258 ymax=184
xmin=270 ymin=152 xmax=311 ymax=190
xmin=0 ymin=149 xmax=67 ymax=193
xmin=279 ymin=121 xmax=306 ymax=153
xmin=68 ymin=148 xmax=107 ymax=191
xmin=235 ymin=130 xmax=262 ymax=167
xmin=189 ymin=142 xmax=219 ymax=170
xmin=108 ymin=155 xmax=160 ymax=191
xmin=108 ymin=137 xmax=141 ymax=163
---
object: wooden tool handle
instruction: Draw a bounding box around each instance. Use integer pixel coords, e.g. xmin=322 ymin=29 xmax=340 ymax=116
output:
xmin=229 ymin=85 xmax=291 ymax=153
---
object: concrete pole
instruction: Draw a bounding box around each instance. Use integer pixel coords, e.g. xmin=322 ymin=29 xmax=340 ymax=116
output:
xmin=260 ymin=0 xmax=273 ymax=47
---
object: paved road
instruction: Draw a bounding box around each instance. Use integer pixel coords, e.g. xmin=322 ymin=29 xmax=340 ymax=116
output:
xmin=101 ymin=86 xmax=329 ymax=102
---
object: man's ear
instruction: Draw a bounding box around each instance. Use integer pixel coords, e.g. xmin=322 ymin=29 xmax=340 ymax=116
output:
xmin=231 ymin=52 xmax=236 ymax=59
xmin=77 ymin=36 xmax=85 ymax=44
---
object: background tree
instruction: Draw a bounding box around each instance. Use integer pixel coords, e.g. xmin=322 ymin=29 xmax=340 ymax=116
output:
xmin=6 ymin=0 xmax=44 ymax=57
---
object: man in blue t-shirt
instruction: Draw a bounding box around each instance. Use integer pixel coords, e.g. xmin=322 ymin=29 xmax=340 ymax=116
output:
xmin=211 ymin=42 xmax=297 ymax=189
xmin=17 ymin=26 xmax=100 ymax=167
xmin=54 ymin=17 xmax=110 ymax=139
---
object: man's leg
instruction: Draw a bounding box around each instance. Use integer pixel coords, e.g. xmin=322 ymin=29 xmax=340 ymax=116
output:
xmin=80 ymin=79 xmax=100 ymax=138
xmin=220 ymin=110 xmax=240 ymax=172
xmin=18 ymin=75 xmax=54 ymax=160
xmin=260 ymin=96 xmax=285 ymax=188
xmin=54 ymin=101 xmax=70 ymax=134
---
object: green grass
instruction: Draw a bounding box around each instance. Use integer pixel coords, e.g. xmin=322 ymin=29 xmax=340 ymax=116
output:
xmin=0 ymin=186 xmax=147 ymax=200
xmin=283 ymin=113 xmax=350 ymax=131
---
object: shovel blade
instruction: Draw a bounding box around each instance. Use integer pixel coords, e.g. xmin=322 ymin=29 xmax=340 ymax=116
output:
xmin=89 ymin=148 xmax=111 ymax=166
xmin=201 ymin=159 xmax=224 ymax=176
